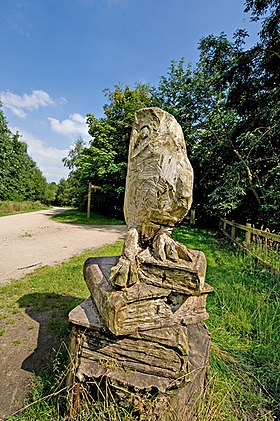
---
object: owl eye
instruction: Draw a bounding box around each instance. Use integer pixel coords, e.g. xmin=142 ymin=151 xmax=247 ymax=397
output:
xmin=132 ymin=125 xmax=151 ymax=155
xmin=140 ymin=125 xmax=150 ymax=140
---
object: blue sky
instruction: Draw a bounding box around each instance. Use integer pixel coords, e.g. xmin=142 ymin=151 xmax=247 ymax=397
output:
xmin=0 ymin=0 xmax=261 ymax=183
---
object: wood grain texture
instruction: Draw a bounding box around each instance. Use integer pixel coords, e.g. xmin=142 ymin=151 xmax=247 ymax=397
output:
xmin=109 ymin=108 xmax=199 ymax=289
xmin=83 ymin=257 xmax=211 ymax=336
xmin=124 ymin=107 xmax=193 ymax=236
xmin=69 ymin=304 xmax=210 ymax=417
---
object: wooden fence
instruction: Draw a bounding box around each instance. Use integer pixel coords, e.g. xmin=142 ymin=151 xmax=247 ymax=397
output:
xmin=219 ymin=218 xmax=280 ymax=275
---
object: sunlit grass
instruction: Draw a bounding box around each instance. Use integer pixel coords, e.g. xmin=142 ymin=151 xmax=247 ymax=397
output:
xmin=173 ymin=227 xmax=279 ymax=419
xmin=51 ymin=209 xmax=125 ymax=225
xmin=0 ymin=241 xmax=124 ymax=322
xmin=248 ymin=236 xmax=280 ymax=272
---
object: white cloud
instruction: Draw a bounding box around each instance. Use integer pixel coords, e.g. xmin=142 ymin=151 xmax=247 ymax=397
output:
xmin=48 ymin=113 xmax=89 ymax=139
xmin=12 ymin=127 xmax=70 ymax=183
xmin=0 ymin=89 xmax=55 ymax=118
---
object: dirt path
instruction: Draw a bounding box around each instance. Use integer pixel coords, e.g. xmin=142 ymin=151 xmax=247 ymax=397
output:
xmin=0 ymin=208 xmax=126 ymax=419
xmin=0 ymin=207 xmax=126 ymax=286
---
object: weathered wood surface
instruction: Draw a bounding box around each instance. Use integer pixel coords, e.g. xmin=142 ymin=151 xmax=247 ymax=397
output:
xmin=69 ymin=302 xmax=210 ymax=418
xmin=69 ymin=300 xmax=210 ymax=396
xmin=70 ymin=301 xmax=189 ymax=392
xmin=167 ymin=323 xmax=211 ymax=421
xmin=109 ymin=108 xmax=199 ymax=289
xmin=69 ymin=298 xmax=190 ymax=353
xmin=220 ymin=218 xmax=280 ymax=275
xmin=137 ymin=246 xmax=207 ymax=294
xmin=69 ymin=298 xmax=195 ymax=359
xmin=69 ymin=297 xmax=107 ymax=330
xmin=83 ymin=257 xmax=211 ymax=336
xmin=220 ymin=218 xmax=280 ymax=242
xmin=124 ymin=107 xmax=193 ymax=237
xmin=69 ymin=108 xmax=212 ymax=420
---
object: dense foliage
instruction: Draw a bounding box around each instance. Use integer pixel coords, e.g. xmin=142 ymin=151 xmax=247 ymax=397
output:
xmin=155 ymin=34 xmax=279 ymax=226
xmin=63 ymin=0 xmax=279 ymax=227
xmin=0 ymin=107 xmax=55 ymax=205
xmin=153 ymin=0 xmax=279 ymax=226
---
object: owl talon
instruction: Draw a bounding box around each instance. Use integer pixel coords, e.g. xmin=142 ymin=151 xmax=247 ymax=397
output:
xmin=175 ymin=242 xmax=193 ymax=261
xmin=153 ymin=232 xmax=178 ymax=262
xmin=109 ymin=228 xmax=139 ymax=288
xmin=110 ymin=257 xmax=130 ymax=288
xmin=152 ymin=231 xmax=192 ymax=263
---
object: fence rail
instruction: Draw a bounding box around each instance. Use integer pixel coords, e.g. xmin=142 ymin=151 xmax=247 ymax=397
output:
xmin=219 ymin=218 xmax=280 ymax=275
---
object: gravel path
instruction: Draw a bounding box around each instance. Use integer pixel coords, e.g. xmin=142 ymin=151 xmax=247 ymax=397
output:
xmin=0 ymin=207 xmax=126 ymax=286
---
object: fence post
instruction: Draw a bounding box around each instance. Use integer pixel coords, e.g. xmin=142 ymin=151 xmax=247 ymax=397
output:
xmin=231 ymin=220 xmax=236 ymax=240
xmin=245 ymin=223 xmax=252 ymax=248
xmin=223 ymin=220 xmax=227 ymax=233
xmin=190 ymin=209 xmax=196 ymax=226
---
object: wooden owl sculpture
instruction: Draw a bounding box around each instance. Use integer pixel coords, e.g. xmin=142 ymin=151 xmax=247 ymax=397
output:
xmin=110 ymin=107 xmax=194 ymax=288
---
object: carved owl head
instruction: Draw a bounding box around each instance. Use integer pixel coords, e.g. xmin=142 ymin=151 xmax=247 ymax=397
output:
xmin=124 ymin=107 xmax=193 ymax=235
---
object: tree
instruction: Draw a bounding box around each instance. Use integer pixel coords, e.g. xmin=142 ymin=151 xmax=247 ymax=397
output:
xmin=43 ymin=182 xmax=58 ymax=205
xmin=63 ymin=84 xmax=155 ymax=216
xmin=155 ymin=22 xmax=279 ymax=227
xmin=56 ymin=178 xmax=74 ymax=206
xmin=0 ymin=106 xmax=48 ymax=203
xmin=155 ymin=34 xmax=247 ymax=221
xmin=227 ymin=0 xmax=280 ymax=225
xmin=62 ymin=1 xmax=279 ymax=226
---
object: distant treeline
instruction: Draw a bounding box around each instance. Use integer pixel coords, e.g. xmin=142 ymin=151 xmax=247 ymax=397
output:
xmin=0 ymin=109 xmax=59 ymax=206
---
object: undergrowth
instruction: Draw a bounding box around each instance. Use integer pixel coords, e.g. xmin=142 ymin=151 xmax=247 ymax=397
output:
xmin=0 ymin=201 xmax=48 ymax=216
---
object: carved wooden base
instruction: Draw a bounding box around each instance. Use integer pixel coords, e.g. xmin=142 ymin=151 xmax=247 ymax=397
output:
xmin=67 ymin=255 xmax=212 ymax=419
xmin=83 ymin=256 xmax=212 ymax=336
xmin=68 ymin=299 xmax=211 ymax=420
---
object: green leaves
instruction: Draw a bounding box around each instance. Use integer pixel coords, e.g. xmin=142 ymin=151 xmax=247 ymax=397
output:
xmin=63 ymin=84 xmax=154 ymax=216
xmin=0 ymin=108 xmax=48 ymax=203
xmin=155 ymin=26 xmax=279 ymax=227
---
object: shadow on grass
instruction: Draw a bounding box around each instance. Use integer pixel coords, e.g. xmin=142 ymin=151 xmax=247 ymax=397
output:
xmin=17 ymin=293 xmax=82 ymax=375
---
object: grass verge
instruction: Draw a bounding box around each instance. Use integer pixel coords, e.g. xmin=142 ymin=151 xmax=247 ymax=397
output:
xmin=0 ymin=201 xmax=48 ymax=217
xmin=1 ymin=228 xmax=279 ymax=420
xmin=173 ymin=227 xmax=279 ymax=420
xmin=51 ymin=209 xmax=125 ymax=225
xmin=0 ymin=241 xmax=124 ymax=331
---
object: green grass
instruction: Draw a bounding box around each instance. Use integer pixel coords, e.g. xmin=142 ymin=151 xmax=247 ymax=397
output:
xmin=0 ymin=240 xmax=124 ymax=326
xmin=0 ymin=240 xmax=126 ymax=421
xmin=248 ymin=237 xmax=280 ymax=273
xmin=0 ymin=201 xmax=48 ymax=217
xmin=2 ymin=228 xmax=279 ymax=420
xmin=51 ymin=209 xmax=125 ymax=225
xmin=173 ymin=227 xmax=279 ymax=420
